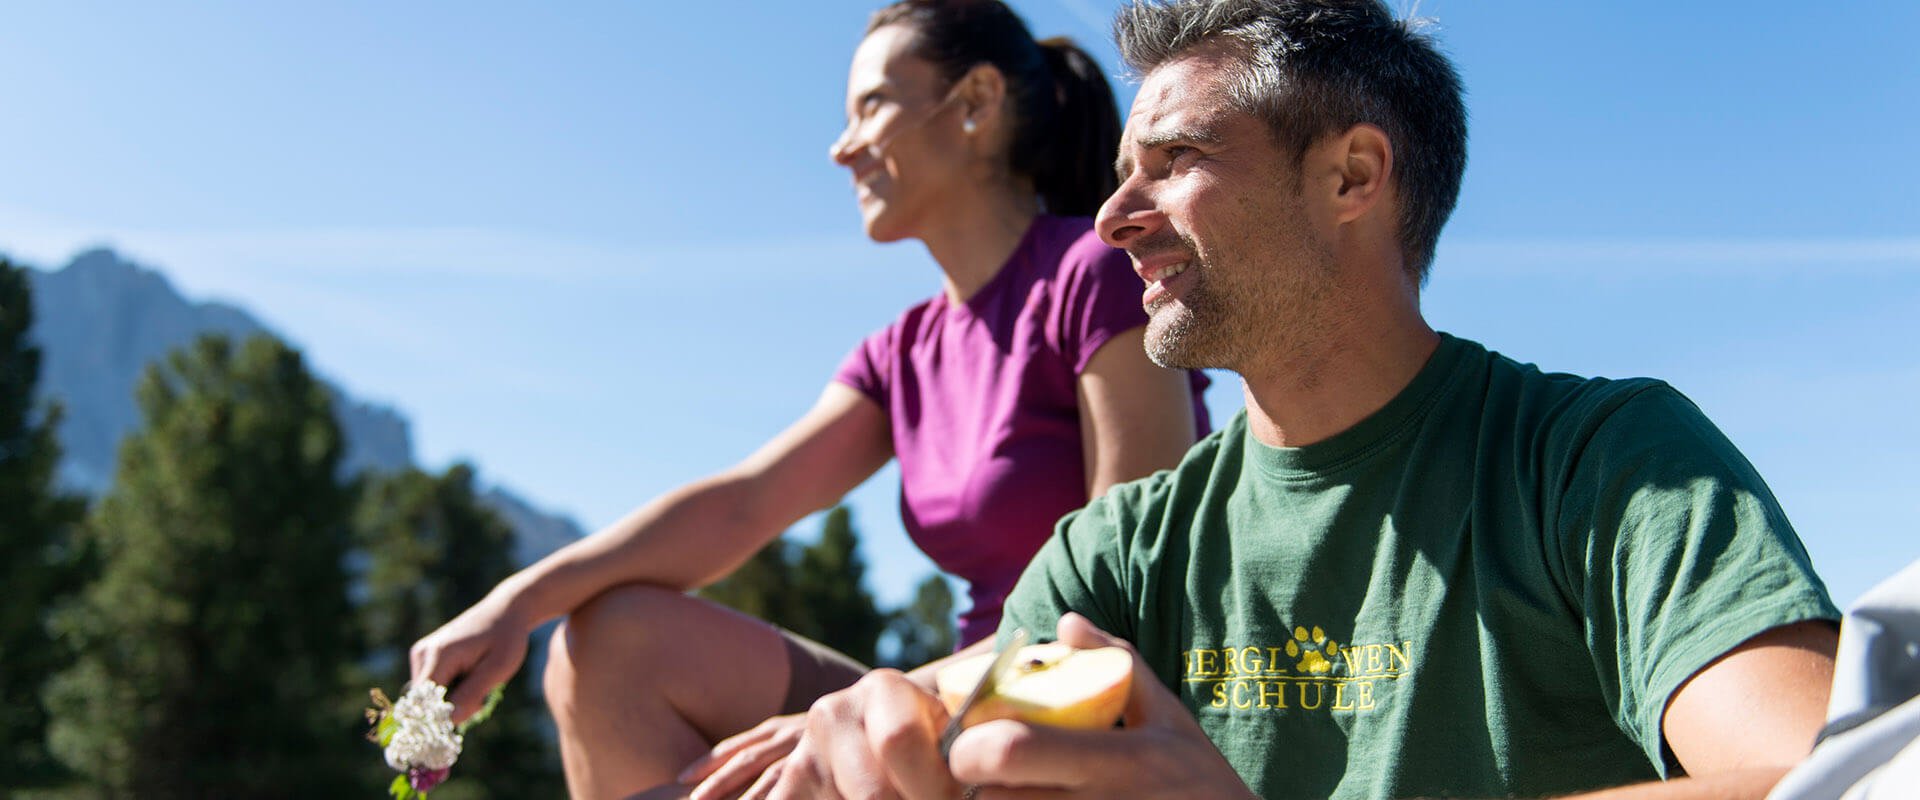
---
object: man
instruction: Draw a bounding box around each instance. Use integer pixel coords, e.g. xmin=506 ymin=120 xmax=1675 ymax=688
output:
xmin=752 ymin=1 xmax=1840 ymax=797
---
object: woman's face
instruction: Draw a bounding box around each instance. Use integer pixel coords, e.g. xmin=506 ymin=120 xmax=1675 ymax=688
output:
xmin=832 ymin=24 xmax=972 ymax=242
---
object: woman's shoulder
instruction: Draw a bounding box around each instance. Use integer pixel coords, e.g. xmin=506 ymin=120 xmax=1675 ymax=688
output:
xmin=856 ymin=293 xmax=947 ymax=353
xmin=1027 ymin=215 xmax=1135 ymax=290
xmin=1037 ymin=215 xmax=1126 ymax=267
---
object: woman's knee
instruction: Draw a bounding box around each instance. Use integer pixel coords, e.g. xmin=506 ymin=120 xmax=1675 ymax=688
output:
xmin=548 ymin=584 xmax=692 ymax=681
xmin=546 ymin=584 xmax=802 ymax=731
xmin=545 ymin=585 xmax=685 ymax=716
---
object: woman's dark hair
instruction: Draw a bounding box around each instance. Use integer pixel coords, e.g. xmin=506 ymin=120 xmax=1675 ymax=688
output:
xmin=868 ymin=0 xmax=1121 ymax=217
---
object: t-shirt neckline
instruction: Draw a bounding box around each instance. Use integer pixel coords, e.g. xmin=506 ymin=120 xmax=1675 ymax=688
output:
xmin=1245 ymin=332 xmax=1469 ymax=479
xmin=937 ymin=214 xmax=1055 ymax=318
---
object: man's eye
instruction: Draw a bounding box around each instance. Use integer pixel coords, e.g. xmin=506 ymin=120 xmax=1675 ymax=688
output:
xmin=1152 ymin=146 xmax=1199 ymax=174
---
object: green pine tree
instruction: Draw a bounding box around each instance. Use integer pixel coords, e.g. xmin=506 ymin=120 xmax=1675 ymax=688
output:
xmin=699 ymin=506 xmax=887 ymax=666
xmin=43 ymin=333 xmax=360 ymax=796
xmin=698 ymin=536 xmax=805 ymax=631
xmin=791 ymin=507 xmax=887 ymax=666
xmin=0 ymin=257 xmax=89 ymax=789
xmin=353 ymin=463 xmax=562 ymax=798
xmin=884 ymin=575 xmax=957 ymax=670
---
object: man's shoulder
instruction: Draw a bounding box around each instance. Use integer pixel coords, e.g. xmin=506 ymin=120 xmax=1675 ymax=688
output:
xmin=1461 ymin=339 xmax=1774 ymax=517
xmin=1472 ymin=340 xmax=1687 ymax=441
xmin=1480 ymin=341 xmax=1667 ymax=399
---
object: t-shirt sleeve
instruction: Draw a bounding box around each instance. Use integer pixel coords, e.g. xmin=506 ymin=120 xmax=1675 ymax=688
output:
xmin=831 ymin=325 xmax=893 ymax=407
xmin=997 ymin=493 xmax=1137 ymax=648
xmin=1554 ymin=383 xmax=1839 ymax=774
xmin=1054 ymin=236 xmax=1151 ymax=375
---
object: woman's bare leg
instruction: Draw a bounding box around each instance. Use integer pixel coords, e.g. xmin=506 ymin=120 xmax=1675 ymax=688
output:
xmin=544 ymin=585 xmax=795 ymax=800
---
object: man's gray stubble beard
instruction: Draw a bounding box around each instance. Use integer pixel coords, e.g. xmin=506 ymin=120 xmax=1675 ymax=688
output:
xmin=1143 ymin=273 xmax=1244 ymax=371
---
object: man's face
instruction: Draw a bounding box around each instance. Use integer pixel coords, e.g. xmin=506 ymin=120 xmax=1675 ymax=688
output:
xmin=1097 ymin=48 xmax=1337 ymax=374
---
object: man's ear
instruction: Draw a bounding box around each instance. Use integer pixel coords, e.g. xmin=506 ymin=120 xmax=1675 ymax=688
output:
xmin=1325 ymin=123 xmax=1393 ymax=224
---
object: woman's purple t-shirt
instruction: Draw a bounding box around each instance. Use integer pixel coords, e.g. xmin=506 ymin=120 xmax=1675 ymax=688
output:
xmin=833 ymin=215 xmax=1210 ymax=647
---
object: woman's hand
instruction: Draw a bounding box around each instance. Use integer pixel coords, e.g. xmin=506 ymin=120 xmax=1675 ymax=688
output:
xmin=682 ymin=713 xmax=808 ymax=800
xmin=409 ymin=591 xmax=533 ymax=724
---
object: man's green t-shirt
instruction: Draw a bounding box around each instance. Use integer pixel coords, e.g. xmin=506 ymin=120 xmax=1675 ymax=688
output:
xmin=999 ymin=334 xmax=1838 ymax=799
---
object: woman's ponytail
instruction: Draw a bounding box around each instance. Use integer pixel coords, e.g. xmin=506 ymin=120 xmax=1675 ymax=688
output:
xmin=1032 ymin=37 xmax=1120 ymax=217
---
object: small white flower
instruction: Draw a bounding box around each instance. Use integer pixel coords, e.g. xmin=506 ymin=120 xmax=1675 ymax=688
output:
xmin=383 ymin=681 xmax=464 ymax=772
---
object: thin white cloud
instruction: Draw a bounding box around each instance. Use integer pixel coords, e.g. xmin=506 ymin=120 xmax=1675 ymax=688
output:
xmin=0 ymin=202 xmax=900 ymax=299
xmin=12 ymin=203 xmax=1913 ymax=292
xmin=1438 ymin=236 xmax=1920 ymax=277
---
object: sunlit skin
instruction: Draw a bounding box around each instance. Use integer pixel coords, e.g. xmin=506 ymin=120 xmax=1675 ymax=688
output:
xmin=829 ymin=23 xmax=1038 ymax=303
xmin=832 ymin=24 xmax=970 ymax=244
xmin=1097 ymin=44 xmax=1434 ymax=448
xmin=1100 ymin=57 xmax=1339 ymax=379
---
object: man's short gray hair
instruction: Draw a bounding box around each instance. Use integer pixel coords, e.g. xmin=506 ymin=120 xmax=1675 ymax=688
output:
xmin=1115 ymin=0 xmax=1467 ymax=284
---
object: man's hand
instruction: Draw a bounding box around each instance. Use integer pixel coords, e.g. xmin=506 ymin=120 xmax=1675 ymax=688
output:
xmin=682 ymin=713 xmax=807 ymax=800
xmin=748 ymin=613 xmax=1254 ymax=799
xmin=946 ymin=613 xmax=1255 ymax=799
xmin=743 ymin=667 xmax=961 ymax=800
xmin=409 ymin=591 xmax=533 ymax=724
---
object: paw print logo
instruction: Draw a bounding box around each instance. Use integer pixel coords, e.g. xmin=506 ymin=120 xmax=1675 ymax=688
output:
xmin=1285 ymin=626 xmax=1341 ymax=674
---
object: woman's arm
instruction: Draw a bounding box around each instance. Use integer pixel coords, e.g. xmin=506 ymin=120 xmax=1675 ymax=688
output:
xmin=511 ymin=382 xmax=892 ymax=602
xmin=412 ymin=382 xmax=892 ymax=719
xmin=1076 ymin=326 xmax=1200 ymax=499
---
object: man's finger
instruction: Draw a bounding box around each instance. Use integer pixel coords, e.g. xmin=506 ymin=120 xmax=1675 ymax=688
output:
xmin=1052 ymin=612 xmax=1199 ymax=733
xmin=767 ymin=747 xmax=832 ymax=800
xmin=864 ymin=680 xmax=961 ymax=800
xmin=1053 ymin=613 xmax=1124 ymax=650
xmin=813 ymin=712 xmax=903 ymax=800
xmin=682 ymin=722 xmax=769 ymax=784
xmin=690 ymin=739 xmax=791 ymax=800
xmin=740 ymin=755 xmax=785 ymax=800
xmin=948 ymin=720 xmax=1136 ymax=790
xmin=799 ymin=679 xmax=908 ymax=800
xmin=679 ymin=752 xmax=723 ymax=789
xmin=970 ymin=787 xmax=1074 ymax=800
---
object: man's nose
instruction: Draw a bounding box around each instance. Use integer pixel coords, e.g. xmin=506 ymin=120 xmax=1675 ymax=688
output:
xmin=1096 ymin=175 xmax=1164 ymax=249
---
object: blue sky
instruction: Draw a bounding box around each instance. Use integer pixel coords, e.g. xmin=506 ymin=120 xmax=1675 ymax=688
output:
xmin=3 ymin=1 xmax=1915 ymax=611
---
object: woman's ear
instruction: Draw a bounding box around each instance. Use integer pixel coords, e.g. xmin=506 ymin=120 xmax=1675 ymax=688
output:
xmin=956 ymin=63 xmax=1009 ymax=133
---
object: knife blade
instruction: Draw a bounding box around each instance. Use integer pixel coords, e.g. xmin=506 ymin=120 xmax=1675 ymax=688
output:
xmin=938 ymin=627 xmax=1030 ymax=760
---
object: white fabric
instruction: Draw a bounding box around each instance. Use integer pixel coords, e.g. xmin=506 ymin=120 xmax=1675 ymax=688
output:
xmin=1768 ymin=559 xmax=1920 ymax=800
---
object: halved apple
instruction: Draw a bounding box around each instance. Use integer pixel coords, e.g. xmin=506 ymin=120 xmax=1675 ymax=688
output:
xmin=935 ymin=643 xmax=1132 ymax=730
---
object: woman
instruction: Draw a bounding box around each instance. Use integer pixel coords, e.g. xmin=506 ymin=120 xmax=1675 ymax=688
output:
xmin=409 ymin=2 xmax=1210 ymax=797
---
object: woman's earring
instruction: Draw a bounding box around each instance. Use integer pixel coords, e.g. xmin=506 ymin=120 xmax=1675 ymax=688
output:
xmin=962 ymin=117 xmax=976 ymax=134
